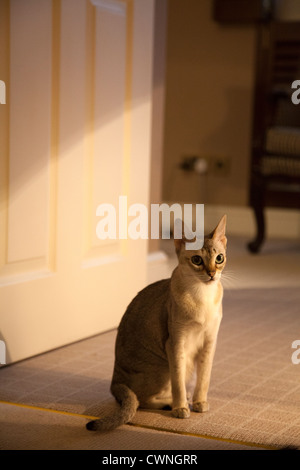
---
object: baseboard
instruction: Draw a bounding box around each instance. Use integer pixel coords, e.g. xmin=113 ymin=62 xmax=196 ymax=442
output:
xmin=147 ymin=250 xmax=169 ymax=263
xmin=147 ymin=205 xmax=300 ymax=284
xmin=147 ymin=250 xmax=171 ymax=284
xmin=160 ymin=202 xmax=300 ymax=240
xmin=204 ymin=205 xmax=300 ymax=239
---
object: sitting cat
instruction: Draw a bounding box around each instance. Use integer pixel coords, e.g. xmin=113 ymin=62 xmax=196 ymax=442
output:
xmin=87 ymin=215 xmax=227 ymax=431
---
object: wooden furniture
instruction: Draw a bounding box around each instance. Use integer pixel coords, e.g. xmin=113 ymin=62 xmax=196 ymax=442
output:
xmin=248 ymin=21 xmax=300 ymax=253
xmin=213 ymin=0 xmax=272 ymax=23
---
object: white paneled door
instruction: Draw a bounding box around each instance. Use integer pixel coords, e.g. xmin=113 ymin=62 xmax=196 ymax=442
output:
xmin=0 ymin=0 xmax=154 ymax=363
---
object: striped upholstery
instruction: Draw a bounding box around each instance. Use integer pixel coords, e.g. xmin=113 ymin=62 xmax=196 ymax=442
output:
xmin=266 ymin=126 xmax=300 ymax=157
xmin=262 ymin=126 xmax=300 ymax=176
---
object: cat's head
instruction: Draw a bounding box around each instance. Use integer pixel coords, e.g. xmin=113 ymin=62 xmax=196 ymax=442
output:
xmin=174 ymin=215 xmax=227 ymax=283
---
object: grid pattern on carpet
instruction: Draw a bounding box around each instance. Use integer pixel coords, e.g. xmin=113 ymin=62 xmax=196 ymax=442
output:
xmin=0 ymin=287 xmax=299 ymax=449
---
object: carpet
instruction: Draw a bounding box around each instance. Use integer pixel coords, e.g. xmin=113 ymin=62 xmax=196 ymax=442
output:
xmin=0 ymin=287 xmax=300 ymax=449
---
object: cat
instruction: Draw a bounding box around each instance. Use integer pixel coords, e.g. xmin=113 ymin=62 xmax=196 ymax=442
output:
xmin=86 ymin=215 xmax=227 ymax=431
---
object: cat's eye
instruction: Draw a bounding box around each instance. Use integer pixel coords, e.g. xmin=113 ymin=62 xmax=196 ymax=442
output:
xmin=191 ymin=255 xmax=203 ymax=266
xmin=215 ymin=253 xmax=224 ymax=264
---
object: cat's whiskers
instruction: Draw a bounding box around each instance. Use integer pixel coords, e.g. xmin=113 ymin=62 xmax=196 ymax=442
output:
xmin=221 ymin=269 xmax=237 ymax=289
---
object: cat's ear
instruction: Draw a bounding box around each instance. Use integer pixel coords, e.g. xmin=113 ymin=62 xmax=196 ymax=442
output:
xmin=173 ymin=219 xmax=196 ymax=255
xmin=210 ymin=215 xmax=227 ymax=247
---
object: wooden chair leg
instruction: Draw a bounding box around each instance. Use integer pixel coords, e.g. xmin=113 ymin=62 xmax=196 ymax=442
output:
xmin=248 ymin=173 xmax=265 ymax=253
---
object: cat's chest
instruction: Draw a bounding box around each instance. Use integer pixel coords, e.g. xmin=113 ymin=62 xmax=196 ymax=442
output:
xmin=180 ymin=283 xmax=222 ymax=325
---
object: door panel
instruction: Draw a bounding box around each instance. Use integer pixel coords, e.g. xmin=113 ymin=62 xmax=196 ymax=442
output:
xmin=0 ymin=0 xmax=154 ymax=363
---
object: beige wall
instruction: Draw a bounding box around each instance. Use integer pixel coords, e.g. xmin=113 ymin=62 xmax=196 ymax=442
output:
xmin=162 ymin=0 xmax=256 ymax=206
xmin=148 ymin=0 xmax=167 ymax=252
xmin=274 ymin=0 xmax=300 ymax=20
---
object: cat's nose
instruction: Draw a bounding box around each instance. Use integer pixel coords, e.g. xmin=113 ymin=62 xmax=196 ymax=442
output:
xmin=207 ymin=271 xmax=216 ymax=279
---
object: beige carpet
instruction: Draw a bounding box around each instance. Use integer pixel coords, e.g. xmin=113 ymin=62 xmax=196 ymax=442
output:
xmin=0 ymin=285 xmax=299 ymax=450
xmin=0 ymin=402 xmax=263 ymax=450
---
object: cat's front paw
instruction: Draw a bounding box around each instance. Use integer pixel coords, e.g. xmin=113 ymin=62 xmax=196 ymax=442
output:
xmin=172 ymin=406 xmax=190 ymax=419
xmin=193 ymin=401 xmax=209 ymax=413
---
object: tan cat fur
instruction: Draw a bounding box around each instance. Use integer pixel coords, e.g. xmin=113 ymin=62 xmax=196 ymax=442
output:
xmin=86 ymin=215 xmax=227 ymax=431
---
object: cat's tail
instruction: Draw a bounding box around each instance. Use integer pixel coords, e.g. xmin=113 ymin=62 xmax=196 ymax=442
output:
xmin=86 ymin=383 xmax=139 ymax=432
